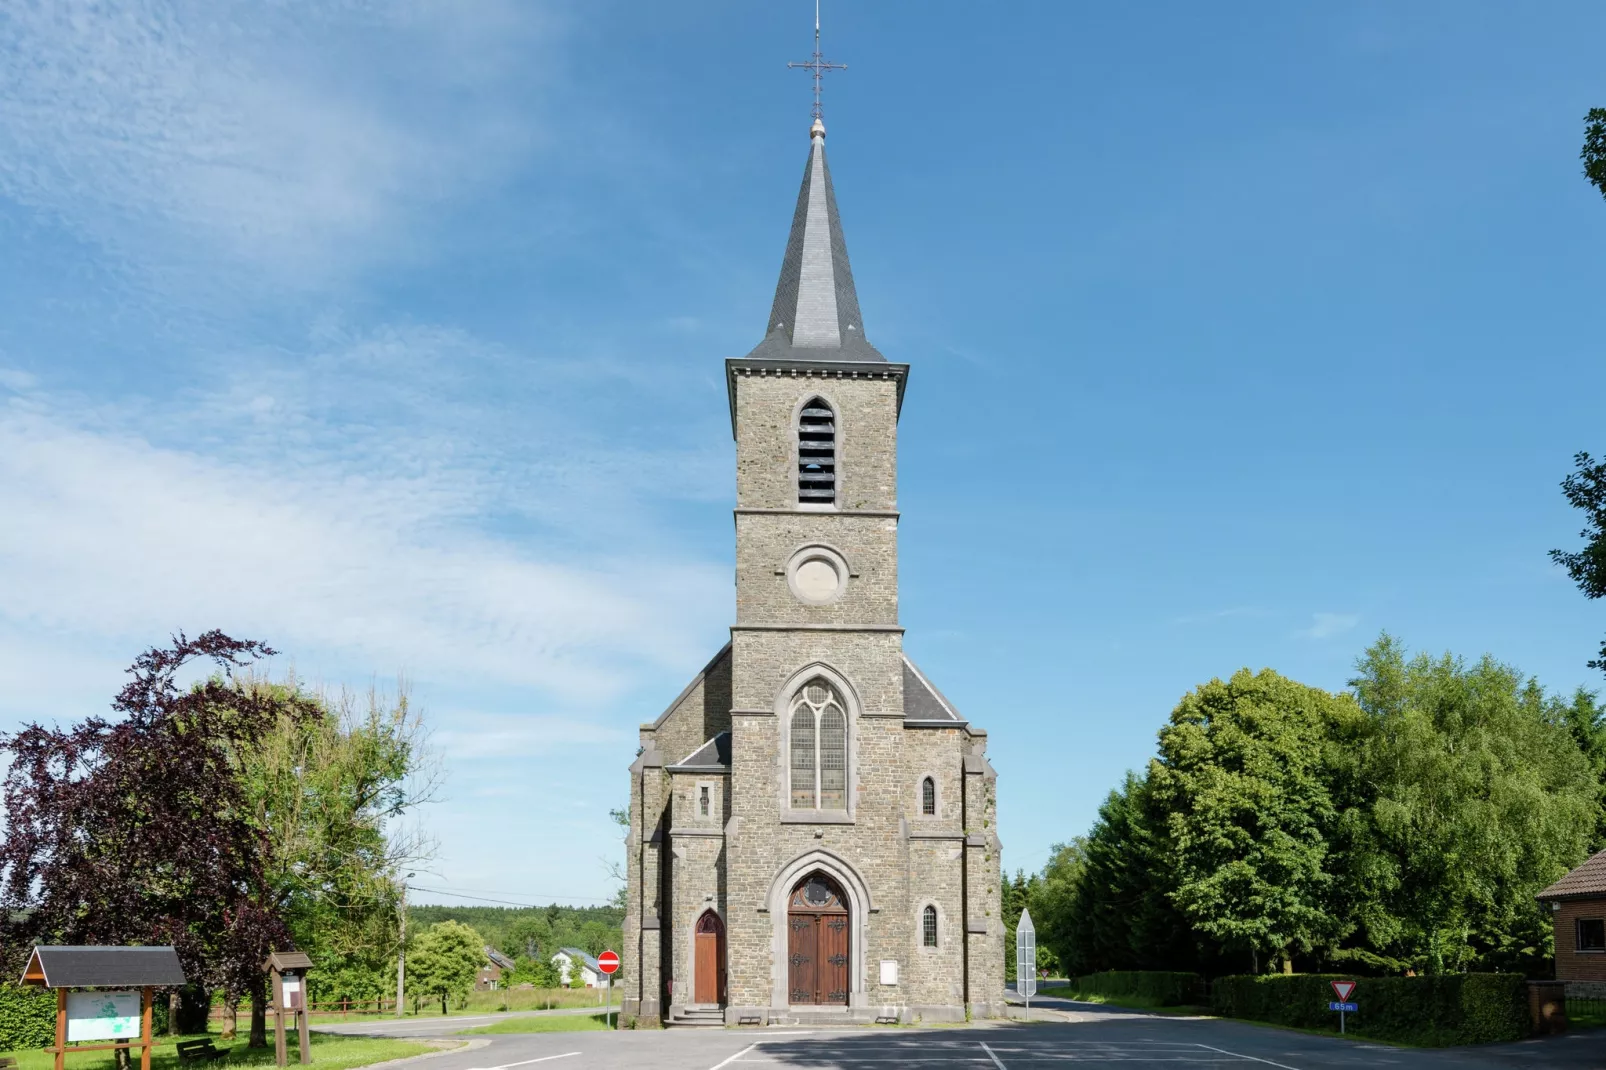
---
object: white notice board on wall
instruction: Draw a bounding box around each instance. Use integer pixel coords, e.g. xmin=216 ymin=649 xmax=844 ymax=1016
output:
xmin=67 ymin=991 xmax=141 ymax=1042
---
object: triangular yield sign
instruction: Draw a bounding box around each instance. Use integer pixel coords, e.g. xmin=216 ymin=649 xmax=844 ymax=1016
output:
xmin=1331 ymin=980 xmax=1356 ymax=1001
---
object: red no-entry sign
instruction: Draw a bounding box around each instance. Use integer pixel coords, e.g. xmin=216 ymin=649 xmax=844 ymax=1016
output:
xmin=1331 ymin=980 xmax=1356 ymax=1001
xmin=597 ymin=950 xmax=620 ymax=975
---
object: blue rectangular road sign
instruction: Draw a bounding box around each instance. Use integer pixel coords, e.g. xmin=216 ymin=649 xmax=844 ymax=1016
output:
xmin=1329 ymin=1001 xmax=1358 ymax=1012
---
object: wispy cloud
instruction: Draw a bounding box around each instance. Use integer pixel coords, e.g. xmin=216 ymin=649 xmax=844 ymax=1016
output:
xmin=0 ymin=0 xmax=548 ymax=289
xmin=0 ymin=323 xmax=729 ymax=719
xmin=1299 ymin=612 xmax=1361 ymax=640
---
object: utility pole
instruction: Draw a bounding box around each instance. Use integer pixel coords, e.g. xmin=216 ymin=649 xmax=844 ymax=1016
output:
xmin=396 ymin=872 xmax=414 ymax=1018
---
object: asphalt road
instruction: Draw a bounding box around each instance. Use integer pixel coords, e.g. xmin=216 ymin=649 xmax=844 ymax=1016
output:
xmin=315 ymin=1002 xmax=1606 ymax=1070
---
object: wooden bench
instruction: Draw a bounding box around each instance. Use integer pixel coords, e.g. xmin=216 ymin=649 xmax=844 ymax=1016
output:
xmin=2 ymin=1055 xmax=19 ymax=1070
xmin=175 ymin=1040 xmax=227 ymax=1062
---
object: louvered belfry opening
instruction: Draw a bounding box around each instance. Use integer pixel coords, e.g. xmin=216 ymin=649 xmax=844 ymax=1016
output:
xmin=798 ymin=398 xmax=836 ymax=505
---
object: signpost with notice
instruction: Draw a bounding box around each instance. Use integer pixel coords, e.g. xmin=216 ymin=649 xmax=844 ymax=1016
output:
xmin=1016 ymin=909 xmax=1037 ymax=1022
xmin=597 ymin=950 xmax=620 ymax=1029
xmin=1328 ymin=980 xmax=1358 ymax=1034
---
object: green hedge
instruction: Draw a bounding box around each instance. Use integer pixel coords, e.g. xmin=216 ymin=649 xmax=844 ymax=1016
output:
xmin=1071 ymin=971 xmax=1202 ymax=1006
xmin=1209 ymin=972 xmax=1527 ymax=1046
xmin=0 ymin=982 xmax=56 ymax=1052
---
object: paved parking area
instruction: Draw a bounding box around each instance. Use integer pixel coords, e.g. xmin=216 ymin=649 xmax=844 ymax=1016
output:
xmin=323 ymin=1006 xmax=1605 ymax=1070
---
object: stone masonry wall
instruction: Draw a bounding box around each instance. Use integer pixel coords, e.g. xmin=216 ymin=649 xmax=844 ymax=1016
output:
xmin=733 ymin=372 xmax=898 ymax=512
xmin=964 ymin=743 xmax=1006 ymax=1013
xmin=902 ymin=726 xmax=967 ymax=1010
xmin=735 ymin=513 xmax=899 ymax=627
xmin=668 ymin=769 xmax=728 ymax=1009
xmin=725 ymin=712 xmax=917 ymax=1011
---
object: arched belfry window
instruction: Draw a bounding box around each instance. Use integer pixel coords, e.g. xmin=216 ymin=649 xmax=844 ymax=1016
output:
xmin=921 ymin=777 xmax=936 ymax=816
xmin=789 ymin=679 xmax=848 ymax=811
xmin=798 ymin=398 xmax=836 ymax=505
xmin=922 ymin=905 xmax=939 ymax=947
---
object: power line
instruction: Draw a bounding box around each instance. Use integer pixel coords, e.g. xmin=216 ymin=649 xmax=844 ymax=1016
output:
xmin=409 ymin=886 xmax=611 ymax=907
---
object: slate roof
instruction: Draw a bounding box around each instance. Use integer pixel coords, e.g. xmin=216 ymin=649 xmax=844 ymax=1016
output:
xmin=485 ymin=947 xmax=516 ymax=970
xmin=555 ymin=947 xmax=602 ymax=973
xmin=669 ymin=731 xmax=731 ymax=772
xmin=1538 ymin=849 xmax=1606 ymax=902
xmin=903 ymin=656 xmax=966 ymax=726
xmin=21 ymin=946 xmax=187 ymax=988
xmin=745 ymin=124 xmax=884 ymax=364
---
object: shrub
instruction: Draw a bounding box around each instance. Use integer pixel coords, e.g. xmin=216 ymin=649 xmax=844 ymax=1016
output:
xmin=1072 ymin=971 xmax=1201 ymax=1006
xmin=1209 ymin=973 xmax=1527 ymax=1046
xmin=0 ymin=983 xmax=56 ymax=1052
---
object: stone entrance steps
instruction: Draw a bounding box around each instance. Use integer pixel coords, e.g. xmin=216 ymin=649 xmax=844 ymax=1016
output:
xmin=667 ymin=1006 xmax=725 ymax=1028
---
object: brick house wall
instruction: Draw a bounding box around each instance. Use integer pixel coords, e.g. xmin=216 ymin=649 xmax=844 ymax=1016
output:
xmin=1552 ymin=898 xmax=1606 ymax=982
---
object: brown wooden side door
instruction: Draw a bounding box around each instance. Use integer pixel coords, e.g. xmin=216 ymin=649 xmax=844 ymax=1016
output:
xmin=694 ymin=932 xmax=718 ymax=1003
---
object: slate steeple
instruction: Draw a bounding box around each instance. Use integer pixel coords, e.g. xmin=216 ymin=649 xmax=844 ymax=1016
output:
xmin=746 ymin=119 xmax=885 ymax=363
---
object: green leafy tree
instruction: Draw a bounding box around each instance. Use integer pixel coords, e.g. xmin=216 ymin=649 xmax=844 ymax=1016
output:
xmin=1552 ymin=452 xmax=1606 ymax=676
xmin=407 ymin=921 xmax=485 ymax=1014
xmin=235 ymin=675 xmax=437 ymax=1009
xmin=1149 ymin=670 xmax=1363 ymax=974
xmin=1584 ymin=109 xmax=1606 ymax=201
xmin=1048 ymin=771 xmax=1194 ymax=975
xmin=1348 ymin=635 xmax=1597 ymax=974
xmin=1028 ymin=840 xmax=1085 ymax=978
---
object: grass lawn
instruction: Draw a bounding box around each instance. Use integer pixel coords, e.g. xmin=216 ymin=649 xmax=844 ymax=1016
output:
xmin=457 ymin=1014 xmax=612 ymax=1035
xmin=2 ymin=1033 xmax=436 ymax=1070
xmin=1032 ymin=987 xmax=1207 ymax=1016
xmin=321 ymin=988 xmax=609 ymax=1022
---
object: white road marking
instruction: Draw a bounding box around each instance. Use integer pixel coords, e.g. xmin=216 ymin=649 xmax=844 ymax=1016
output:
xmin=1194 ymin=1043 xmax=1305 ymax=1069
xmin=464 ymin=1053 xmax=580 ymax=1070
xmin=979 ymin=1041 xmax=1007 ymax=1069
xmin=707 ymin=1042 xmax=757 ymax=1070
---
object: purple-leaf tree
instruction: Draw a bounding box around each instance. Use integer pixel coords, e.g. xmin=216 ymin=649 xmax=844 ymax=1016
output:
xmin=0 ymin=631 xmax=319 ymax=1046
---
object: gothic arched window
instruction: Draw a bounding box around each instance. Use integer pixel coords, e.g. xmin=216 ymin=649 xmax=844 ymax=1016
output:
xmin=789 ymin=679 xmax=848 ymax=811
xmin=798 ymin=398 xmax=836 ymax=505
xmin=922 ymin=905 xmax=938 ymax=947
xmin=921 ymin=776 xmax=936 ymax=816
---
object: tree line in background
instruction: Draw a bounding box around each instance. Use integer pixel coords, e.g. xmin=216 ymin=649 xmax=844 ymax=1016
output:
xmin=409 ymin=904 xmax=622 ymax=962
xmin=0 ymin=632 xmax=435 ymax=1045
xmin=1006 ymin=635 xmax=1604 ymax=980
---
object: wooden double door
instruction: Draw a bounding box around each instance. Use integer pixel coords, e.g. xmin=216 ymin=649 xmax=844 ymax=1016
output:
xmin=787 ymin=874 xmax=849 ymax=1005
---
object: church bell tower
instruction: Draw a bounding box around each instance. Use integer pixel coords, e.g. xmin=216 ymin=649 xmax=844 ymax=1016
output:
xmin=621 ymin=37 xmax=1004 ymax=1030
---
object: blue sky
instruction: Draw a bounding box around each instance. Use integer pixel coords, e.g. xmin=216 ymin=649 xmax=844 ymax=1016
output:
xmin=2 ymin=1 xmax=1604 ymax=906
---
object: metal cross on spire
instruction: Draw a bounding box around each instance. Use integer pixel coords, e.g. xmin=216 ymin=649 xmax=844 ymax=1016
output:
xmin=788 ymin=0 xmax=846 ymax=126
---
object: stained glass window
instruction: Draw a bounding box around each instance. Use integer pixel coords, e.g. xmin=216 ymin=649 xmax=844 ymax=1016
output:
xmin=789 ymin=679 xmax=848 ymax=811
xmin=921 ymin=776 xmax=936 ymax=816
xmin=923 ymin=905 xmax=938 ymax=947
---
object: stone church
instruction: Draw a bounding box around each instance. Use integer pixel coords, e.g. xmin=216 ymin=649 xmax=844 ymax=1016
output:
xmin=620 ymin=112 xmax=1004 ymax=1027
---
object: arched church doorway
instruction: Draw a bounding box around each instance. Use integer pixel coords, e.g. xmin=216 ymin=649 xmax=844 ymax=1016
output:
xmin=787 ymin=873 xmax=849 ymax=1005
xmin=694 ymin=910 xmax=725 ymax=1005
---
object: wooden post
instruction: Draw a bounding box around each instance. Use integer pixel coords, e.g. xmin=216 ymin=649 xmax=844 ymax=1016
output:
xmin=140 ymin=987 xmax=153 ymax=1070
xmin=296 ymin=994 xmax=310 ymax=1065
xmin=55 ymin=988 xmax=67 ymax=1070
xmin=272 ymin=968 xmax=287 ymax=1068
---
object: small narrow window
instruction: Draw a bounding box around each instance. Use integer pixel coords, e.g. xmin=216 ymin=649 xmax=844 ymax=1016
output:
xmin=699 ymin=784 xmax=710 ymax=817
xmin=922 ymin=905 xmax=938 ymax=947
xmin=798 ymin=398 xmax=836 ymax=505
xmin=921 ymin=777 xmax=936 ymax=816
xmin=1580 ymin=918 xmax=1606 ymax=951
